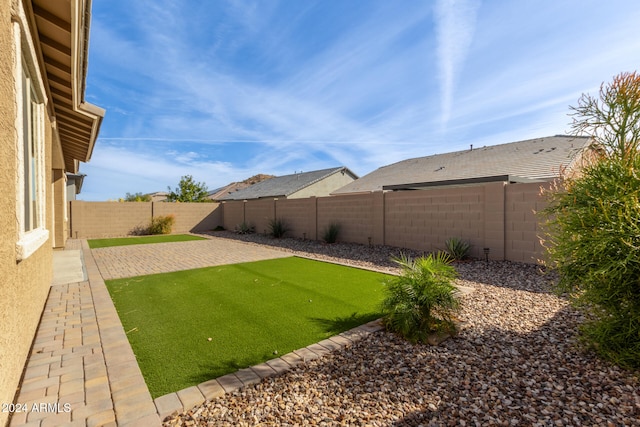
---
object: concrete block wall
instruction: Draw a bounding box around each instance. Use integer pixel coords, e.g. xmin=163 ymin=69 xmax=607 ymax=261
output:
xmin=276 ymin=197 xmax=317 ymax=239
xmin=505 ymin=182 xmax=549 ymax=263
xmin=70 ymin=201 xmax=151 ymax=238
xmin=244 ymin=198 xmax=276 ymax=235
xmin=221 ymin=182 xmax=549 ymax=264
xmin=317 ymin=194 xmax=374 ymax=245
xmin=69 ymin=201 xmax=222 ymax=238
xmin=385 ymin=187 xmax=485 ymax=257
xmin=154 ymin=202 xmax=222 ymax=233
xmin=222 ymin=201 xmax=245 ymax=231
xmin=483 ymin=182 xmax=506 ymax=260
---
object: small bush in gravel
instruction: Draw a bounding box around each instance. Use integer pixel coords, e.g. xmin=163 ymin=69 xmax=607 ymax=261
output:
xmin=234 ymin=222 xmax=254 ymax=234
xmin=268 ymin=218 xmax=290 ymax=238
xmin=322 ymin=222 xmax=341 ymax=243
xmin=445 ymin=237 xmax=471 ymax=260
xmin=381 ymin=252 xmax=461 ymax=343
xmin=148 ymin=214 xmax=175 ymax=235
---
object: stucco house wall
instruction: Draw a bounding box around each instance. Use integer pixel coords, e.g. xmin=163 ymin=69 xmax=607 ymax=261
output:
xmin=1 ymin=1 xmax=103 ymax=423
xmin=289 ymin=170 xmax=356 ymax=199
xmin=0 ymin=1 xmax=53 ymax=422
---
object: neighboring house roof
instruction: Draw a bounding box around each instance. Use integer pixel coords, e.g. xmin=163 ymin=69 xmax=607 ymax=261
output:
xmin=219 ymin=167 xmax=358 ymax=201
xmin=65 ymin=173 xmax=86 ymax=195
xmin=332 ymin=136 xmax=592 ymax=194
xmin=146 ymin=192 xmax=168 ymax=202
xmin=33 ymin=0 xmax=105 ymax=173
xmin=208 ymin=174 xmax=275 ymax=201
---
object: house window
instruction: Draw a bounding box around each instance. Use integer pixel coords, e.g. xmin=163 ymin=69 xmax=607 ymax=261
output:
xmin=14 ymin=16 xmax=48 ymax=260
xmin=22 ymin=66 xmax=43 ymax=232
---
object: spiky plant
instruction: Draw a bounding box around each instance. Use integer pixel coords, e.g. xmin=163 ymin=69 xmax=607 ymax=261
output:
xmin=322 ymin=222 xmax=341 ymax=243
xmin=268 ymin=218 xmax=290 ymax=238
xmin=381 ymin=252 xmax=461 ymax=343
xmin=445 ymin=237 xmax=471 ymax=260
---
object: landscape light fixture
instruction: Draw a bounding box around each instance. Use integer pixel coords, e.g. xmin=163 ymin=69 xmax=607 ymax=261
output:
xmin=483 ymin=247 xmax=490 ymax=262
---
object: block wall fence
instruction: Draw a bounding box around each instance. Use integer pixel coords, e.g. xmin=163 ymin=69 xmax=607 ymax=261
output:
xmin=68 ymin=201 xmax=223 ymax=238
xmin=69 ymin=181 xmax=550 ymax=264
xmin=222 ymin=181 xmax=551 ymax=264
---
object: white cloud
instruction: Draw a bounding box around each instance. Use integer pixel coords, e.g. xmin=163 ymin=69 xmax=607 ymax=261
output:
xmin=434 ymin=0 xmax=481 ymax=128
xmin=81 ymin=0 xmax=640 ymax=200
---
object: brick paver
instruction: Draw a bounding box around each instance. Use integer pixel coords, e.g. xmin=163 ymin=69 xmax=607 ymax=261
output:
xmin=11 ymin=235 xmax=385 ymax=426
xmin=92 ymin=237 xmax=292 ymax=280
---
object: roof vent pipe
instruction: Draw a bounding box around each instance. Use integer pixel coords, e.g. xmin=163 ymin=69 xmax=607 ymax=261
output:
xmin=470 ymin=144 xmax=473 ymax=151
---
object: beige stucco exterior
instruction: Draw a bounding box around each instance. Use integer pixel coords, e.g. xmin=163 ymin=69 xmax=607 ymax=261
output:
xmin=1 ymin=1 xmax=103 ymax=424
xmin=288 ymin=170 xmax=357 ymax=199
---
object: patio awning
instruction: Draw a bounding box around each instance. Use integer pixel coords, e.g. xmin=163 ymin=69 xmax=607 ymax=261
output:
xmin=32 ymin=0 xmax=104 ymax=173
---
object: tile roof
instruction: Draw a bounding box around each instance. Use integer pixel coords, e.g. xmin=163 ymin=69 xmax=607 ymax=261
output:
xmin=332 ymin=136 xmax=592 ymax=194
xmin=219 ymin=167 xmax=357 ymax=200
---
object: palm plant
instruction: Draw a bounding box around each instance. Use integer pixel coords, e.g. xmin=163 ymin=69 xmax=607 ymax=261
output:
xmin=381 ymin=252 xmax=461 ymax=343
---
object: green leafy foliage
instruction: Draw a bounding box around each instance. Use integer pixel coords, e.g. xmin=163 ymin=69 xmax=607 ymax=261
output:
xmin=166 ymin=175 xmax=209 ymax=202
xmin=381 ymin=252 xmax=461 ymax=343
xmin=124 ymin=192 xmax=151 ymax=202
xmin=148 ymin=214 xmax=175 ymax=235
xmin=322 ymin=222 xmax=341 ymax=243
xmin=542 ymin=72 xmax=640 ymax=369
xmin=268 ymin=218 xmax=289 ymax=238
xmin=445 ymin=237 xmax=471 ymax=260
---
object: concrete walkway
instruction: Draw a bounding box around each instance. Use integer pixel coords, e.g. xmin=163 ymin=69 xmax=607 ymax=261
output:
xmin=10 ymin=236 xmax=383 ymax=426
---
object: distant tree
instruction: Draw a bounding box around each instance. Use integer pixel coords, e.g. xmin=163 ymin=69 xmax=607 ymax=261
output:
xmin=166 ymin=175 xmax=209 ymax=202
xmin=542 ymin=71 xmax=640 ymax=368
xmin=124 ymin=192 xmax=152 ymax=202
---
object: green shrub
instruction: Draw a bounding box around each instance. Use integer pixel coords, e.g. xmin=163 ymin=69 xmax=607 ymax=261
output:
xmin=444 ymin=237 xmax=471 ymax=260
xmin=268 ymin=218 xmax=289 ymax=238
xmin=148 ymin=214 xmax=175 ymax=235
xmin=381 ymin=252 xmax=461 ymax=343
xmin=543 ymin=156 xmax=640 ymax=368
xmin=542 ymin=71 xmax=640 ymax=369
xmin=322 ymin=222 xmax=341 ymax=243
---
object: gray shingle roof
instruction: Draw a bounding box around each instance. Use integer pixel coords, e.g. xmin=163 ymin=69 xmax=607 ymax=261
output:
xmin=219 ymin=167 xmax=356 ymax=200
xmin=332 ymin=136 xmax=591 ymax=194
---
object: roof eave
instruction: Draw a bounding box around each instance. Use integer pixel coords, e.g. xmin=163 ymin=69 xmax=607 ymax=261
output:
xmin=382 ymin=175 xmax=546 ymax=191
xmin=33 ymin=0 xmax=105 ymax=173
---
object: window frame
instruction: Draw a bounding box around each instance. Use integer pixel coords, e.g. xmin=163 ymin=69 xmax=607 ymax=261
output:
xmin=13 ymin=8 xmax=49 ymax=261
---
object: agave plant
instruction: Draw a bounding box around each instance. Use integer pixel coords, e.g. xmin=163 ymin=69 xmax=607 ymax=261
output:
xmin=445 ymin=237 xmax=471 ymax=261
xmin=381 ymin=252 xmax=461 ymax=343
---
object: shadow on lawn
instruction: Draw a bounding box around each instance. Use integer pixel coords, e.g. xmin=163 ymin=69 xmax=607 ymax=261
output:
xmin=188 ymin=355 xmax=268 ymax=386
xmin=184 ymin=313 xmax=382 ymax=389
xmin=310 ymin=312 xmax=382 ymax=335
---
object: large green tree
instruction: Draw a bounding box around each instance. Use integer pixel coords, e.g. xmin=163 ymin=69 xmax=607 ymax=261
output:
xmin=166 ymin=175 xmax=209 ymax=202
xmin=543 ymin=71 xmax=640 ymax=368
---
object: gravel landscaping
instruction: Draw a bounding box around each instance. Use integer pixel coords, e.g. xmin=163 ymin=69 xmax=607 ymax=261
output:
xmin=164 ymin=232 xmax=639 ymax=426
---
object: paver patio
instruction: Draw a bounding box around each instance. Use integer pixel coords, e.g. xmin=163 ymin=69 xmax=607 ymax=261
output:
xmin=9 ymin=235 xmax=383 ymax=426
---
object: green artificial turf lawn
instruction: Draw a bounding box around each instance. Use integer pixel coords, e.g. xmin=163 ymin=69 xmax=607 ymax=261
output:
xmin=88 ymin=234 xmax=207 ymax=249
xmin=106 ymin=257 xmax=388 ymax=398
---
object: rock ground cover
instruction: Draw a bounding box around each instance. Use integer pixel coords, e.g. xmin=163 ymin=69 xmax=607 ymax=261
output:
xmin=163 ymin=232 xmax=639 ymax=426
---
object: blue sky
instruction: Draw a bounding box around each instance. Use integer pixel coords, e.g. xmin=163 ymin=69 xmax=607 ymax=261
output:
xmin=81 ymin=0 xmax=640 ymax=200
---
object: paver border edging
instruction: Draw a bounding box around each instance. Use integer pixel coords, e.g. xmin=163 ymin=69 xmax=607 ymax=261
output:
xmin=153 ymin=319 xmax=385 ymax=422
xmin=82 ymin=240 xmax=162 ymax=427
